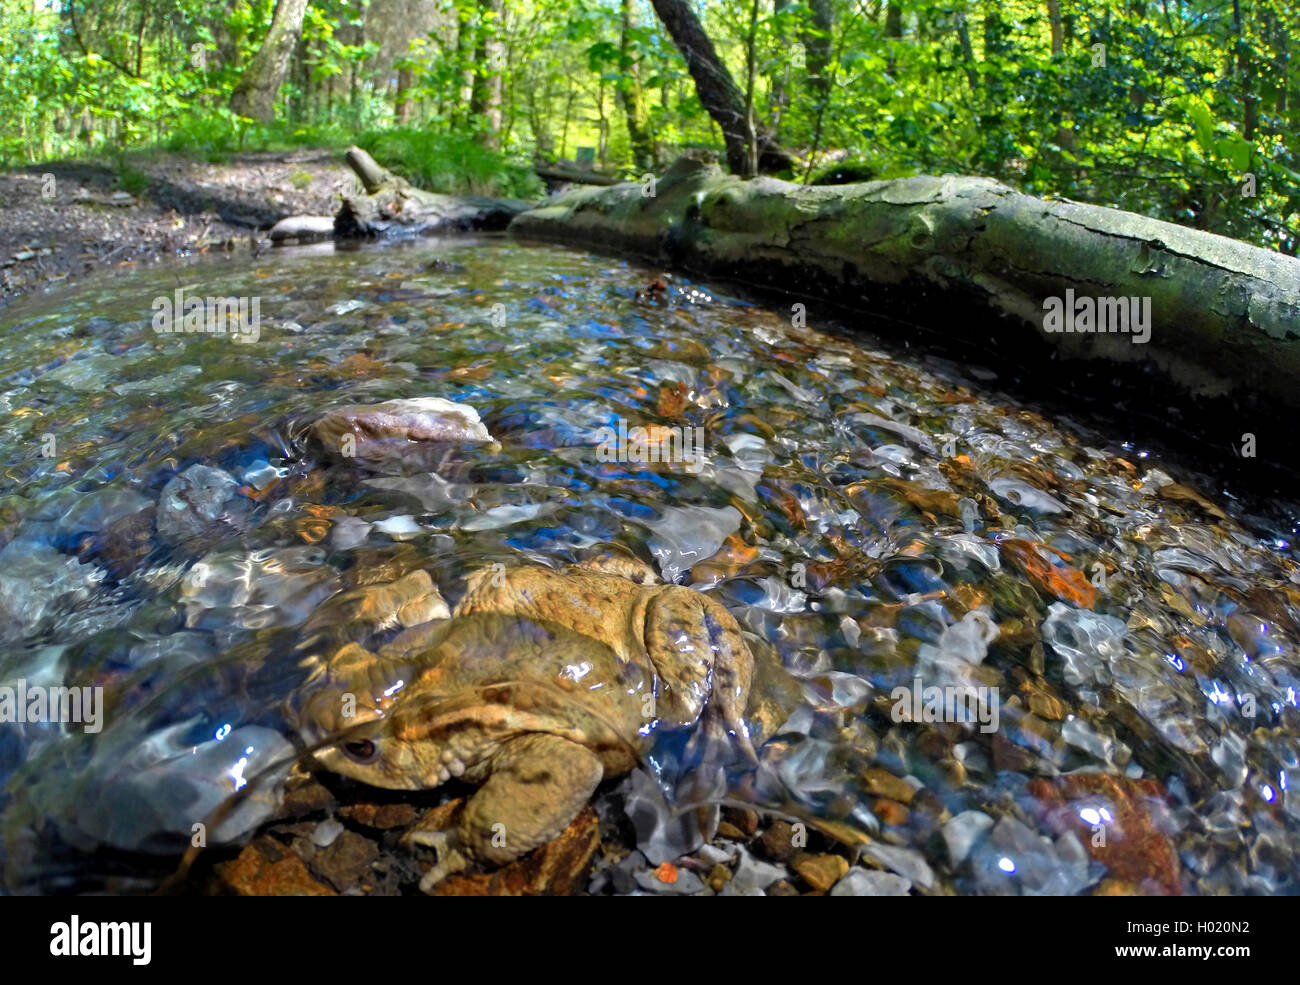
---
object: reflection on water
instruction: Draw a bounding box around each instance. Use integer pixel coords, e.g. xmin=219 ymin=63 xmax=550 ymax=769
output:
xmin=0 ymin=236 xmax=1297 ymax=895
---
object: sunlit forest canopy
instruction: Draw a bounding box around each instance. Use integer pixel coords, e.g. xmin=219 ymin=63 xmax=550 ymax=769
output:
xmin=1 ymin=0 xmax=1296 ymax=251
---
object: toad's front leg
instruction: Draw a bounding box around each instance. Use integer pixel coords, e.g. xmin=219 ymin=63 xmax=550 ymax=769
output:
xmin=643 ymin=588 xmax=757 ymax=763
xmin=410 ymin=733 xmax=603 ymax=891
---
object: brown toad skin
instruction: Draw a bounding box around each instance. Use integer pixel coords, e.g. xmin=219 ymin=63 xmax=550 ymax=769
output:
xmin=299 ymin=561 xmax=759 ymax=881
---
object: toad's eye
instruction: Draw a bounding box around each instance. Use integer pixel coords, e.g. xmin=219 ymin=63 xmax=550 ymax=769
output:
xmin=343 ymin=738 xmax=378 ymax=763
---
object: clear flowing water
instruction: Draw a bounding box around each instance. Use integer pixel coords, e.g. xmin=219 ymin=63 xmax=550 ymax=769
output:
xmin=0 ymin=236 xmax=1297 ymax=895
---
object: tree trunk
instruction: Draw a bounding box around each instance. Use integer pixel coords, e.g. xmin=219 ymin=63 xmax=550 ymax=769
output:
xmin=509 ymin=158 xmax=1300 ymax=413
xmin=293 ymin=37 xmax=308 ymax=122
xmin=885 ymin=0 xmax=902 ymax=73
xmin=649 ymin=0 xmax=796 ymax=176
xmin=743 ymin=0 xmax=762 ymax=177
xmin=618 ymin=0 xmax=654 ymax=172
xmin=470 ymin=0 xmax=505 ymax=148
xmin=802 ymin=0 xmax=833 ymax=107
xmin=768 ymin=0 xmax=791 ymax=132
xmin=1046 ymin=0 xmax=1075 ymax=153
xmin=456 ymin=4 xmax=475 ymax=129
xmin=230 ymin=0 xmax=309 ymax=121
xmin=527 ymin=79 xmax=555 ymax=157
xmin=954 ymin=8 xmax=977 ymax=92
xmin=1232 ymin=0 xmax=1257 ymax=141
xmin=1046 ymin=0 xmax=1063 ymax=52
xmin=395 ymin=66 xmax=414 ymax=124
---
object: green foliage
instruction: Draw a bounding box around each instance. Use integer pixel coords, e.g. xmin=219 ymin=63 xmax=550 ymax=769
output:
xmin=354 ymin=128 xmax=543 ymax=199
xmin=0 ymin=0 xmax=1293 ymax=252
xmin=159 ymin=111 xmax=351 ymax=160
xmin=116 ymin=160 xmax=150 ymax=195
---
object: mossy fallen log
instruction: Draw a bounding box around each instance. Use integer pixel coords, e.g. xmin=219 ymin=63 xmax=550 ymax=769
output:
xmin=534 ymin=163 xmax=622 ymax=187
xmin=335 ymin=146 xmax=528 ymax=239
xmin=510 ymin=158 xmax=1300 ymax=410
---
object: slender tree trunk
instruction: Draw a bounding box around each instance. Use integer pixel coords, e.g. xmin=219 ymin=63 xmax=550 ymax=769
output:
xmin=1232 ymin=0 xmax=1257 ymax=141
xmin=802 ymin=0 xmax=833 ymax=106
xmin=456 ymin=3 xmax=475 ymax=128
xmin=618 ymin=0 xmax=654 ymax=172
xmin=395 ymin=66 xmax=414 ymax=124
xmin=1277 ymin=19 xmax=1288 ymax=114
xmin=230 ymin=0 xmax=309 ymax=121
xmin=769 ymin=0 xmax=791 ymax=132
xmin=597 ymin=74 xmax=610 ymax=169
xmin=527 ymin=78 xmax=555 ymax=156
xmin=981 ymin=1 xmax=1007 ymax=123
xmin=954 ymin=8 xmax=977 ymax=92
xmin=560 ymin=76 xmax=576 ymax=158
xmin=649 ymin=0 xmax=795 ymax=175
xmin=1046 ymin=0 xmax=1063 ymax=52
xmin=885 ymin=0 xmax=902 ymax=73
xmin=470 ymin=0 xmax=505 ymax=148
xmin=1046 ymin=0 xmax=1075 ymax=153
xmin=291 ymin=38 xmax=306 ymax=122
xmin=744 ymin=0 xmax=762 ymax=178
xmin=350 ymin=19 xmax=366 ymax=122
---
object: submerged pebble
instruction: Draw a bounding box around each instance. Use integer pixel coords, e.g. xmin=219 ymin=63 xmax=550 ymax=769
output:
xmin=311 ymin=396 xmax=494 ymax=463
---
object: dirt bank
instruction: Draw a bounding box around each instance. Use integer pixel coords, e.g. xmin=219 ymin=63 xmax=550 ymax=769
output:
xmin=0 ymin=149 xmax=353 ymax=308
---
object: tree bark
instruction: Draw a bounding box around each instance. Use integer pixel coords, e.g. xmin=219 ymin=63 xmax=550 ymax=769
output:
xmin=885 ymin=0 xmax=902 ymax=73
xmin=470 ymin=0 xmax=505 ymax=148
xmin=618 ymin=0 xmax=655 ymax=173
xmin=954 ymin=8 xmax=977 ymax=92
xmin=534 ymin=163 xmax=621 ymax=187
xmin=768 ymin=0 xmax=791 ymax=131
xmin=1046 ymin=0 xmax=1075 ymax=153
xmin=230 ymin=0 xmax=309 ymax=121
xmin=509 ymin=158 xmax=1300 ymax=411
xmin=455 ymin=3 xmax=476 ymax=129
xmin=802 ymin=0 xmax=833 ymax=107
xmin=395 ymin=66 xmax=415 ymax=124
xmin=334 ymin=146 xmax=526 ymax=238
xmin=649 ymin=0 xmax=796 ymax=176
xmin=1231 ymin=0 xmax=1257 ymax=141
xmin=1046 ymin=0 xmax=1063 ymax=52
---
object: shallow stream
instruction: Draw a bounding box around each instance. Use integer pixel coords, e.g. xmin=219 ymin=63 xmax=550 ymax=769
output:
xmin=0 ymin=236 xmax=1297 ymax=895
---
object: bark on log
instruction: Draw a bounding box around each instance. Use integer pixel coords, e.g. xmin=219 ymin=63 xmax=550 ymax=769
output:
xmin=509 ymin=158 xmax=1300 ymax=410
xmin=534 ymin=164 xmax=622 ymax=187
xmin=336 ymin=146 xmax=528 ymax=239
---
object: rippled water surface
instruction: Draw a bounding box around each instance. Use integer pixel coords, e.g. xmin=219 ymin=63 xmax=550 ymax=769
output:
xmin=1 ymin=236 xmax=1298 ymax=895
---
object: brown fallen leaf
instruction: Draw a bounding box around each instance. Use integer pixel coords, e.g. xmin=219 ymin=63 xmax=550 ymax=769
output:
xmin=999 ymin=538 xmax=1099 ymax=609
xmin=211 ymin=836 xmax=338 ymax=896
xmin=429 ymin=807 xmax=601 ymax=897
xmin=1158 ymin=482 xmax=1228 ymax=520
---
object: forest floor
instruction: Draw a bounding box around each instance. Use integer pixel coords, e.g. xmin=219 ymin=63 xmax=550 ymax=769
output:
xmin=0 ymin=148 xmax=354 ymax=309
